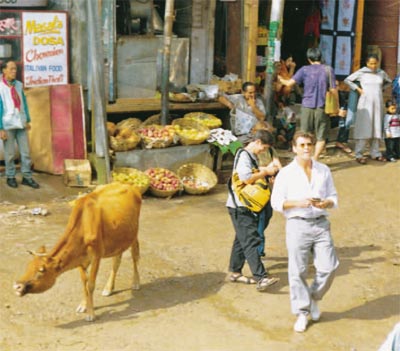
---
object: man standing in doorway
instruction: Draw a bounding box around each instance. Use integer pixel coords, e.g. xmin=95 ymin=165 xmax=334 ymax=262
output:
xmin=271 ymin=131 xmax=339 ymax=332
xmin=279 ymin=48 xmax=336 ymax=159
xmin=0 ymin=59 xmax=39 ymax=189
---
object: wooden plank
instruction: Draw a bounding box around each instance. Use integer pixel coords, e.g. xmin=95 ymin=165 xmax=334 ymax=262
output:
xmin=245 ymin=0 xmax=259 ymax=82
xmin=106 ymin=98 xmax=227 ymax=113
xmin=352 ymin=0 xmax=364 ymax=72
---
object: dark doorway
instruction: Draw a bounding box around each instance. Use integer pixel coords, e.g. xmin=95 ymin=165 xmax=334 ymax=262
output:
xmin=281 ymin=0 xmax=320 ymax=70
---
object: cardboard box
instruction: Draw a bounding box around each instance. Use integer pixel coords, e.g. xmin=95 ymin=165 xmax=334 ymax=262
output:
xmin=63 ymin=159 xmax=92 ymax=187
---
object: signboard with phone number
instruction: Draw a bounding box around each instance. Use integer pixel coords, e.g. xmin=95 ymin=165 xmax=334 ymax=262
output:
xmin=22 ymin=11 xmax=68 ymax=87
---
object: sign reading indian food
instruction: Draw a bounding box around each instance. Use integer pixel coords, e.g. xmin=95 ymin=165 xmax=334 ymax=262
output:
xmin=22 ymin=11 xmax=68 ymax=87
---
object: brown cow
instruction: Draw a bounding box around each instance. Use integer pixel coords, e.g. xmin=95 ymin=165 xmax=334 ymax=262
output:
xmin=14 ymin=182 xmax=142 ymax=321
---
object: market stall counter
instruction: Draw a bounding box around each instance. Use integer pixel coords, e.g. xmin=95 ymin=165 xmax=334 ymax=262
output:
xmin=113 ymin=143 xmax=216 ymax=173
xmin=106 ymin=98 xmax=228 ymax=114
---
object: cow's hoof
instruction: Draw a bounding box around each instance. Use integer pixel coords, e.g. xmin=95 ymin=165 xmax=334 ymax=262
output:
xmin=132 ymin=284 xmax=140 ymax=291
xmin=85 ymin=315 xmax=95 ymax=322
xmin=76 ymin=304 xmax=87 ymax=313
xmin=102 ymin=289 xmax=112 ymax=296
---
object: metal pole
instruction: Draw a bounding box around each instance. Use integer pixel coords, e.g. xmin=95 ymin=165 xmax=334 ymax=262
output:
xmin=160 ymin=0 xmax=175 ymax=125
xmin=263 ymin=0 xmax=285 ymax=125
xmin=87 ymin=0 xmax=111 ymax=183
xmin=102 ymin=0 xmax=116 ymax=102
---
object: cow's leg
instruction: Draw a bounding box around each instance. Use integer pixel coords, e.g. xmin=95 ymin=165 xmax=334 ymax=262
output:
xmin=85 ymin=256 xmax=101 ymax=321
xmin=131 ymin=241 xmax=140 ymax=290
xmin=102 ymin=254 xmax=122 ymax=296
xmin=76 ymin=266 xmax=88 ymax=313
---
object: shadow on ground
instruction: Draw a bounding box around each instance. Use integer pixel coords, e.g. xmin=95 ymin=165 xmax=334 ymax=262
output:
xmin=57 ymin=271 xmax=226 ymax=329
xmin=321 ymin=294 xmax=400 ymax=322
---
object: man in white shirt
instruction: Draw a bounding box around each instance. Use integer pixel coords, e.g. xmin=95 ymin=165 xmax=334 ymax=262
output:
xmin=271 ymin=131 xmax=339 ymax=333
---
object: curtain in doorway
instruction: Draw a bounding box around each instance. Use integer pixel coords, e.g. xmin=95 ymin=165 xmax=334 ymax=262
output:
xmin=319 ymin=0 xmax=357 ymax=80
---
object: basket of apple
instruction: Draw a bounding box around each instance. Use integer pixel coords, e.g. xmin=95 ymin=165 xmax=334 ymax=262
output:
xmin=172 ymin=118 xmax=210 ymax=145
xmin=177 ymin=163 xmax=218 ymax=195
xmin=137 ymin=124 xmax=176 ymax=149
xmin=145 ymin=167 xmax=183 ymax=198
xmin=112 ymin=167 xmax=150 ymax=194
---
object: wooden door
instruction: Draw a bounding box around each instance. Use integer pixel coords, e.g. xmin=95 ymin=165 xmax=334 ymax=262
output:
xmin=363 ymin=0 xmax=399 ymax=78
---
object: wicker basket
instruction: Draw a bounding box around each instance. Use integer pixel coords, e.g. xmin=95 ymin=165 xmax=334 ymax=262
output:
xmin=183 ymin=112 xmax=222 ymax=129
xmin=107 ymin=121 xmax=117 ymax=137
xmin=145 ymin=168 xmax=182 ymax=198
xmin=209 ymin=77 xmax=242 ymax=94
xmin=140 ymin=113 xmax=161 ymax=127
xmin=112 ymin=167 xmax=150 ymax=194
xmin=138 ymin=124 xmax=175 ymax=149
xmin=172 ymin=118 xmax=210 ymax=145
xmin=177 ymin=163 xmax=218 ymax=195
xmin=109 ymin=132 xmax=141 ymax=151
xmin=116 ymin=117 xmax=142 ymax=131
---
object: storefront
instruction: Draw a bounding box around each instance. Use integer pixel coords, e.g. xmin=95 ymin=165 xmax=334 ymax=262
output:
xmin=215 ymin=0 xmax=399 ymax=88
xmin=0 ymin=3 xmax=86 ymax=174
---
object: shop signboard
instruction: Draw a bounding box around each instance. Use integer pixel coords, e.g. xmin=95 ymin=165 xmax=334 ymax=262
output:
xmin=22 ymin=11 xmax=68 ymax=87
xmin=0 ymin=0 xmax=48 ymax=8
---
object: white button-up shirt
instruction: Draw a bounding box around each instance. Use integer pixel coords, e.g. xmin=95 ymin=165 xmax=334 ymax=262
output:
xmin=271 ymin=158 xmax=338 ymax=219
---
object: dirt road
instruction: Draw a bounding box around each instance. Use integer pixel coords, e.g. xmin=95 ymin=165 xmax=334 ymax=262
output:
xmin=0 ymin=152 xmax=399 ymax=351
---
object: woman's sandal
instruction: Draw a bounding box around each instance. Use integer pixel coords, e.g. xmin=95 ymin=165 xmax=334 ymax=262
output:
xmin=356 ymin=157 xmax=367 ymax=165
xmin=230 ymin=274 xmax=257 ymax=285
xmin=336 ymin=143 xmax=352 ymax=154
xmin=342 ymin=146 xmax=353 ymax=154
xmin=374 ymin=156 xmax=387 ymax=162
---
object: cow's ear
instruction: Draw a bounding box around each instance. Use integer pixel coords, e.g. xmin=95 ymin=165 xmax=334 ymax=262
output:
xmin=27 ymin=246 xmax=47 ymax=257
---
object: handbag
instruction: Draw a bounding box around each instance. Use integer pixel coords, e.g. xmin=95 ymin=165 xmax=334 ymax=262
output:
xmin=230 ymin=108 xmax=258 ymax=135
xmin=3 ymin=108 xmax=25 ymax=130
xmin=324 ymin=66 xmax=339 ymax=116
xmin=228 ymin=148 xmax=271 ymax=213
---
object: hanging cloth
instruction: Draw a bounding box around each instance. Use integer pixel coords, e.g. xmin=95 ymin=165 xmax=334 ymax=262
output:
xmin=2 ymin=76 xmax=21 ymax=111
xmin=304 ymin=8 xmax=321 ymax=39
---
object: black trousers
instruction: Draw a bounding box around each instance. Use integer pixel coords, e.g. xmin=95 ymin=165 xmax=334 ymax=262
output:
xmin=228 ymin=207 xmax=267 ymax=280
xmin=385 ymin=138 xmax=400 ymax=159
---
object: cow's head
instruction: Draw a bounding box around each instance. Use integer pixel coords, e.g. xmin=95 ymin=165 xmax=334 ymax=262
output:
xmin=14 ymin=246 xmax=59 ymax=296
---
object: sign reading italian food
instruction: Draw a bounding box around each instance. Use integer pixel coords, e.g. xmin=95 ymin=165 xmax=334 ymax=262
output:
xmin=22 ymin=11 xmax=68 ymax=87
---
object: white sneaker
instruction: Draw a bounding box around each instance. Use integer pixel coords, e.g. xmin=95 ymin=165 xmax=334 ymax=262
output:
xmin=310 ymin=299 xmax=321 ymax=321
xmin=294 ymin=313 xmax=308 ymax=333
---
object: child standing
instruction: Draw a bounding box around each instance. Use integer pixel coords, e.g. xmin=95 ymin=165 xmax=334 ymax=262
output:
xmin=384 ymin=100 xmax=400 ymax=162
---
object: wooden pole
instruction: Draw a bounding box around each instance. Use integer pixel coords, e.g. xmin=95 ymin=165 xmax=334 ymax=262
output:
xmin=87 ymin=0 xmax=111 ymax=183
xmin=245 ymin=0 xmax=259 ymax=82
xmin=352 ymin=0 xmax=365 ymax=72
xmin=160 ymin=0 xmax=175 ymax=126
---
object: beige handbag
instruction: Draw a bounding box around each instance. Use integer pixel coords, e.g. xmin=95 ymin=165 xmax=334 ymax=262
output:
xmin=324 ymin=66 xmax=339 ymax=116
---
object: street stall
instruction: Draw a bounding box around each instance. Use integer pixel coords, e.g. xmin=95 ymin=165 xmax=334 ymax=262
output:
xmin=90 ymin=0 xmax=237 ymax=192
xmin=0 ymin=7 xmax=87 ymax=175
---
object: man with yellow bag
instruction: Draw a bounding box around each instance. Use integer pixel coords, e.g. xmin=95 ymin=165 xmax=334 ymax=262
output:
xmin=227 ymin=130 xmax=280 ymax=291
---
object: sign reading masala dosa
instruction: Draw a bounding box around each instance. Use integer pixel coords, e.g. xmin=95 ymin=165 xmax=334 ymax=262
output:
xmin=22 ymin=11 xmax=68 ymax=87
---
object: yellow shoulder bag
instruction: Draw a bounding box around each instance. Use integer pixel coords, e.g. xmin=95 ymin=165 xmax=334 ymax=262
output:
xmin=228 ymin=149 xmax=271 ymax=213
